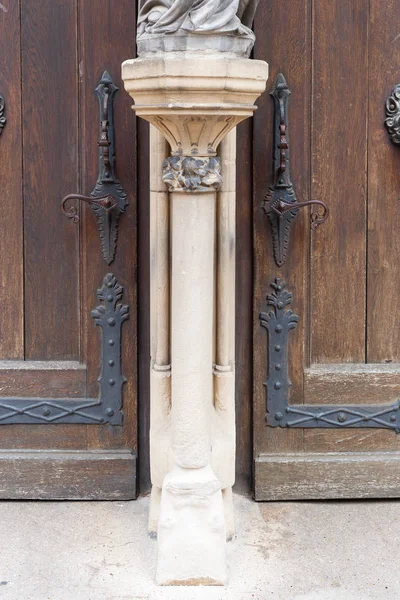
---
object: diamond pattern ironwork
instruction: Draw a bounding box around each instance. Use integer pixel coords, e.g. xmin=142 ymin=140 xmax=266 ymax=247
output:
xmin=0 ymin=273 xmax=128 ymax=425
xmin=260 ymin=278 xmax=400 ymax=433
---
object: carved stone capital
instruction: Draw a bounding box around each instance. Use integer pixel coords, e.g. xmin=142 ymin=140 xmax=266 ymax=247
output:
xmin=122 ymin=55 xmax=268 ymax=156
xmin=162 ymin=156 xmax=223 ymax=192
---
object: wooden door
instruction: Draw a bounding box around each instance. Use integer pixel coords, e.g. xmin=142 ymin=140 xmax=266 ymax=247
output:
xmin=253 ymin=0 xmax=400 ymax=499
xmin=0 ymin=0 xmax=137 ymax=499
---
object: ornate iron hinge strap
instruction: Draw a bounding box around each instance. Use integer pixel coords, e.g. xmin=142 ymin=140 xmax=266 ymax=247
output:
xmin=260 ymin=278 xmax=400 ymax=433
xmin=0 ymin=95 xmax=6 ymax=136
xmin=385 ymin=83 xmax=400 ymax=144
xmin=262 ymin=74 xmax=328 ymax=267
xmin=61 ymin=71 xmax=128 ymax=265
xmin=0 ymin=274 xmax=128 ymax=425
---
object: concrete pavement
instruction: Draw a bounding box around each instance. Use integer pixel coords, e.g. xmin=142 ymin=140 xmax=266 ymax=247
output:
xmin=0 ymin=493 xmax=396 ymax=599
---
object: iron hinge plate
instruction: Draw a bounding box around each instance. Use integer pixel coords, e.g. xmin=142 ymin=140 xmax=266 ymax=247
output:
xmin=260 ymin=278 xmax=400 ymax=433
xmin=0 ymin=273 xmax=128 ymax=425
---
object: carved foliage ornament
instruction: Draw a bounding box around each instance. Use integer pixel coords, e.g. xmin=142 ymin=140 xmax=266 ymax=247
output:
xmin=162 ymin=156 xmax=223 ymax=192
xmin=385 ymin=83 xmax=400 ymax=145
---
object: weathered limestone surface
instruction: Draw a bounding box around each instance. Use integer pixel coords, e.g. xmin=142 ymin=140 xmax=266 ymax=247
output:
xmin=123 ymin=2 xmax=267 ymax=585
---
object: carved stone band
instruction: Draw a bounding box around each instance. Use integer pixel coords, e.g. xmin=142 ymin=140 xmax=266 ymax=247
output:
xmin=162 ymin=156 xmax=223 ymax=192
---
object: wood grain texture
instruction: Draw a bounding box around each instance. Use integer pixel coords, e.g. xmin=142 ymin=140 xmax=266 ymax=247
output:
xmin=303 ymin=0 xmax=399 ymax=457
xmin=255 ymin=452 xmax=400 ymax=500
xmin=303 ymin=363 xmax=400 ymax=453
xmin=0 ymin=426 xmax=87 ymax=451
xmin=0 ymin=451 xmax=136 ymax=499
xmin=311 ymin=0 xmax=368 ymax=363
xmin=304 ymin=364 xmax=400 ymax=405
xmin=137 ymin=119 xmax=151 ymax=494
xmin=235 ymin=119 xmax=253 ymax=494
xmin=0 ymin=1 xmax=88 ymax=453
xmin=0 ymin=1 xmax=23 ymax=359
xmin=253 ymin=2 xmax=400 ymax=498
xmin=367 ymin=0 xmax=400 ymax=362
xmin=79 ymin=0 xmax=137 ymax=456
xmin=0 ymin=2 xmax=138 ymax=494
xmin=0 ymin=361 xmax=86 ymax=397
xmin=253 ymin=0 xmax=311 ymax=464
xmin=22 ymin=0 xmax=80 ymax=360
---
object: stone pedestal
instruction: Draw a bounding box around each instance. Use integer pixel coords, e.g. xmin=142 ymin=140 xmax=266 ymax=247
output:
xmin=123 ymin=52 xmax=268 ymax=586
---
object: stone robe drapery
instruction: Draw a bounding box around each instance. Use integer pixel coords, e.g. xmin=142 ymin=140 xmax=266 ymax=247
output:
xmin=137 ymin=0 xmax=259 ymax=37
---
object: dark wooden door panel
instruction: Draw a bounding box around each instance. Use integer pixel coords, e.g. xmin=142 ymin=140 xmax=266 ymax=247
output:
xmin=79 ymin=0 xmax=137 ymax=453
xmin=367 ymin=0 xmax=400 ymax=362
xmin=253 ymin=0 xmax=400 ymax=500
xmin=0 ymin=1 xmax=87 ymax=464
xmin=0 ymin=450 xmax=136 ymax=500
xmin=235 ymin=118 xmax=254 ymax=493
xmin=22 ymin=0 xmax=80 ymax=361
xmin=0 ymin=1 xmax=138 ymax=498
xmin=253 ymin=0 xmax=311 ymax=461
xmin=311 ymin=0 xmax=368 ymax=364
xmin=0 ymin=0 xmax=24 ymax=360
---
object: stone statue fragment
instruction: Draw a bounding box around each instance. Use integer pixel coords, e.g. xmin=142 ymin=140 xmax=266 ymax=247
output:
xmin=137 ymin=0 xmax=260 ymax=56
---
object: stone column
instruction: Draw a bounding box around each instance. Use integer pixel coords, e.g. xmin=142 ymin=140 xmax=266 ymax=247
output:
xmin=123 ymin=52 xmax=267 ymax=585
xmin=213 ymin=129 xmax=237 ymax=539
xmin=148 ymin=126 xmax=171 ymax=536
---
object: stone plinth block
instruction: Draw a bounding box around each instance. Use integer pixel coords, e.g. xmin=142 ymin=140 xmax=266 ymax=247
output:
xmin=156 ymin=465 xmax=227 ymax=586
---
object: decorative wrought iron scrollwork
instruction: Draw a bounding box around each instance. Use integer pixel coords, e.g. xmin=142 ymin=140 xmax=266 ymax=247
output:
xmin=262 ymin=74 xmax=328 ymax=267
xmin=0 ymin=95 xmax=6 ymax=136
xmin=260 ymin=278 xmax=400 ymax=433
xmin=61 ymin=193 xmax=118 ymax=224
xmin=61 ymin=71 xmax=128 ymax=265
xmin=0 ymin=273 xmax=128 ymax=425
xmin=385 ymin=83 xmax=400 ymax=144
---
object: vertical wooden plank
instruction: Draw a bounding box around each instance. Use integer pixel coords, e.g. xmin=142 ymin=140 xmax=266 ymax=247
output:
xmin=253 ymin=0 xmax=311 ymax=464
xmin=235 ymin=119 xmax=253 ymax=494
xmin=311 ymin=0 xmax=368 ymax=364
xmin=0 ymin=1 xmax=23 ymax=359
xmin=80 ymin=0 xmax=137 ymax=456
xmin=305 ymin=0 xmax=369 ymax=453
xmin=0 ymin=0 xmax=88 ymax=452
xmin=137 ymin=119 xmax=151 ymax=494
xmin=367 ymin=0 xmax=400 ymax=362
xmin=22 ymin=0 xmax=79 ymax=360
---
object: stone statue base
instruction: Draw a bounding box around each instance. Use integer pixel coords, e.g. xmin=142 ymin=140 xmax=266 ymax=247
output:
xmin=137 ymin=32 xmax=254 ymax=58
